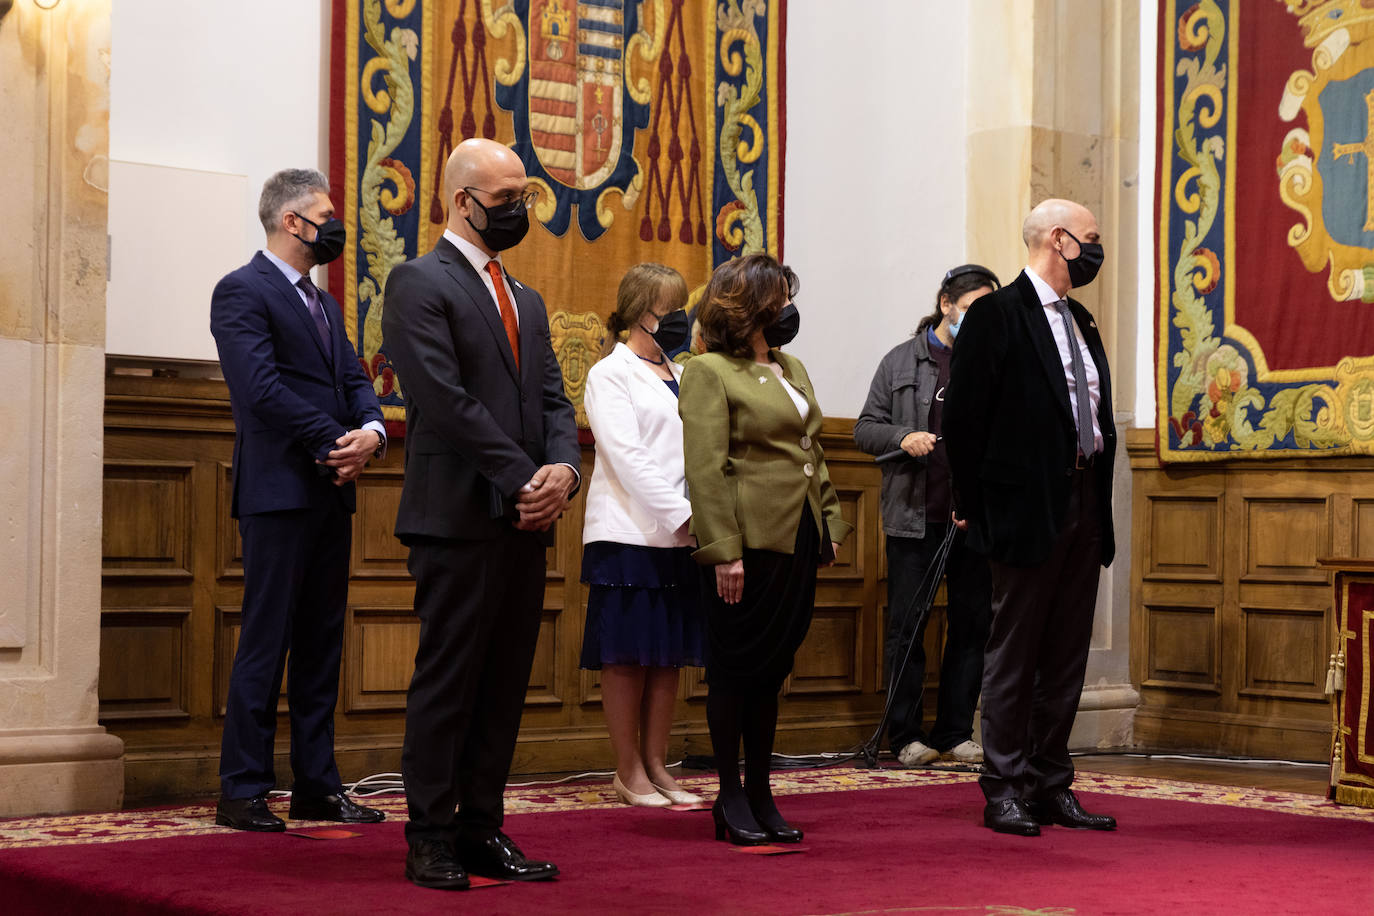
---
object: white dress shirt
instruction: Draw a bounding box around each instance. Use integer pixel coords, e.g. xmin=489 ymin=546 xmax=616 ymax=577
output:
xmin=261 ymin=249 xmax=386 ymax=452
xmin=1024 ymin=266 xmax=1102 ymax=454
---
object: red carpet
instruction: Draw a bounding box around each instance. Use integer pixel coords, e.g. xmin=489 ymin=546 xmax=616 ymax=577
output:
xmin=2 ymin=770 xmax=1373 ymax=915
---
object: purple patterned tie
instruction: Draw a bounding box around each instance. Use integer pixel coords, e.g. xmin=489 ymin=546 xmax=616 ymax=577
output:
xmin=297 ymin=276 xmax=331 ymax=349
xmin=1054 ymin=299 xmax=1096 ymax=458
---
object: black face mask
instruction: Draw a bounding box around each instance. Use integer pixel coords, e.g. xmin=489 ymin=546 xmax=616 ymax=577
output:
xmin=763 ymin=303 xmax=800 ymax=348
xmin=466 ymin=194 xmax=531 ymax=251
xmin=642 ymin=309 xmax=688 ymax=352
xmin=1060 ymin=228 xmax=1104 ymax=288
xmin=291 ymin=212 xmax=347 ymax=265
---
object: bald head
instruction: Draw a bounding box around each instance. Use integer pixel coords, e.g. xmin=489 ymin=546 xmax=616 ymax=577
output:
xmin=1022 ymin=199 xmax=1093 ymax=251
xmin=443 ymin=138 xmax=530 ymax=254
xmin=1022 ymin=198 xmax=1101 ymax=296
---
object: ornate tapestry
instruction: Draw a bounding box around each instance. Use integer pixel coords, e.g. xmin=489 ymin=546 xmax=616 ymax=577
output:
xmin=1330 ymin=574 xmax=1374 ymax=807
xmin=1156 ymin=0 xmax=1374 ymax=461
xmin=327 ymin=0 xmax=787 ymax=428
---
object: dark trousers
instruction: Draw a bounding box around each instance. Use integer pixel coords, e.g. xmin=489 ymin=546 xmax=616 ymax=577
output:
xmin=401 ymin=529 xmax=545 ymax=844
xmin=978 ymin=467 xmax=1102 ymax=803
xmin=885 ymin=525 xmax=991 ymax=753
xmin=220 ymin=502 xmax=351 ymax=799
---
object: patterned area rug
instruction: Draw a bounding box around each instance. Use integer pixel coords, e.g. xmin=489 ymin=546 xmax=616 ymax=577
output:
xmin=1 ymin=765 xmax=1367 ymax=850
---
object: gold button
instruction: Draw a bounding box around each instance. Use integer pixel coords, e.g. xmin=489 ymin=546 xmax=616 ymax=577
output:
xmin=803 ymin=462 xmax=815 ymax=477
xmin=800 ymin=435 xmax=812 ymax=450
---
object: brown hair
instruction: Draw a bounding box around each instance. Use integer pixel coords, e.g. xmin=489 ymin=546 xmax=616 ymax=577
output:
xmin=600 ymin=263 xmax=689 ymax=358
xmin=696 ymin=253 xmax=798 ymax=358
xmin=914 ymin=263 xmax=999 ymax=336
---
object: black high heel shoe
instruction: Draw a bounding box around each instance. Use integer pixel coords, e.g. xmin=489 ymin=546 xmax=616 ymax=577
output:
xmin=748 ymin=799 xmax=803 ymax=843
xmin=712 ymin=800 xmax=770 ymax=846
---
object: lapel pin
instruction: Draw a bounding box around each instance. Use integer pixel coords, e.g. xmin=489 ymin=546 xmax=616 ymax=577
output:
xmin=759 ymin=376 xmax=768 ymax=384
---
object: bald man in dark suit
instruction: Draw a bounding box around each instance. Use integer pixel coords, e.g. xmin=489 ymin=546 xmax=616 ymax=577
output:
xmin=944 ymin=198 xmax=1118 ymax=838
xmin=382 ymin=138 xmax=580 ymax=890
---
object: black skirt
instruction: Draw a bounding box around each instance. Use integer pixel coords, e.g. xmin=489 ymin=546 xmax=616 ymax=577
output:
xmin=700 ymin=511 xmax=821 ymax=692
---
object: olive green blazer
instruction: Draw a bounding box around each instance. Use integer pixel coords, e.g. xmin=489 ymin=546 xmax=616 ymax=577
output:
xmin=679 ymin=350 xmax=853 ymax=565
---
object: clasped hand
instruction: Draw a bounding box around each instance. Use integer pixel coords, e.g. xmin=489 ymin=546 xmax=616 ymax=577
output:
xmin=900 ymin=431 xmax=937 ymax=457
xmin=320 ymin=429 xmax=382 ymax=485
xmin=514 ymin=464 xmax=576 ymax=532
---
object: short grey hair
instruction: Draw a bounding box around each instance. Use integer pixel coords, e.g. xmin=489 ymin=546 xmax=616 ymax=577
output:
xmin=258 ymin=168 xmax=331 ymax=234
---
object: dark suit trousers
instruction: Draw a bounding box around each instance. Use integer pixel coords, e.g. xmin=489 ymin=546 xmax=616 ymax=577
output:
xmin=402 ymin=529 xmax=545 ymax=844
xmin=978 ymin=466 xmax=1101 ymax=804
xmin=220 ymin=502 xmax=350 ymax=799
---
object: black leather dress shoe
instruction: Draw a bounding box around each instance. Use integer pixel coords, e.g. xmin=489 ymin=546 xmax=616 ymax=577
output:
xmin=1029 ymin=789 xmax=1117 ymax=830
xmin=457 ymin=831 xmax=559 ymax=882
xmin=983 ymin=798 xmax=1041 ymax=836
xmin=406 ymin=839 xmax=470 ymax=890
xmin=288 ymin=792 xmax=385 ymax=823
xmin=215 ymin=795 xmax=286 ymax=832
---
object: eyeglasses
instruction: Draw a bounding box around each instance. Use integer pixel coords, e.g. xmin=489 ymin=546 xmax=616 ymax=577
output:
xmin=463 ymin=186 xmax=540 ymax=209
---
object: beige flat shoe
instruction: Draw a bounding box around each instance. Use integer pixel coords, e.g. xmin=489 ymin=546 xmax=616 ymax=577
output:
xmin=612 ymin=774 xmax=671 ymax=807
xmin=651 ymin=781 xmax=704 ymax=806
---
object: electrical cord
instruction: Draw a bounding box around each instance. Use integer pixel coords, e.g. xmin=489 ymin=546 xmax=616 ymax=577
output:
xmin=1067 ymin=749 xmax=1327 ymax=768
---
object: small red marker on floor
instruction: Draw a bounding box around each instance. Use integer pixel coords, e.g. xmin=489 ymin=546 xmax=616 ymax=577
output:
xmin=285 ymin=828 xmax=361 ymax=840
xmin=467 ymin=876 xmax=512 ymax=889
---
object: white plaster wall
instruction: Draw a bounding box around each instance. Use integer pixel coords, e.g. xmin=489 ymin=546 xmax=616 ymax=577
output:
xmin=107 ymin=0 xmax=329 ymax=359
xmin=783 ymin=1 xmax=970 ymax=419
xmin=1136 ymin=0 xmax=1159 ymax=430
xmin=106 ymin=0 xmax=976 ymax=413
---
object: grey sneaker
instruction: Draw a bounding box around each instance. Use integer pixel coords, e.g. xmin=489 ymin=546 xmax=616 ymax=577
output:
xmin=943 ymin=740 xmax=984 ymax=763
xmin=897 ymin=740 xmax=939 ymax=766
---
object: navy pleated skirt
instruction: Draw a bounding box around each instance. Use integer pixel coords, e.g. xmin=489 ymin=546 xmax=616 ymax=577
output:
xmin=579 ymin=542 xmax=704 ymax=669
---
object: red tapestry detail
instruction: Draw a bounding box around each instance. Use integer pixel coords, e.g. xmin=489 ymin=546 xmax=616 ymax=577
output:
xmin=639 ymin=0 xmax=707 ymax=246
xmin=430 ymin=1 xmax=499 ymax=225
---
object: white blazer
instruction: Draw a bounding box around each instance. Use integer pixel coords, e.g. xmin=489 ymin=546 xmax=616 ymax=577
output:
xmin=582 ymin=342 xmax=694 ymax=548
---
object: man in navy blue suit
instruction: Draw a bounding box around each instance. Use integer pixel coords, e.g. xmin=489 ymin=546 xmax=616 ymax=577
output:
xmin=210 ymin=168 xmax=387 ymax=831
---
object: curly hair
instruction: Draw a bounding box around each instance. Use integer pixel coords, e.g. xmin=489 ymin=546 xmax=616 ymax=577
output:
xmin=695 ymin=253 xmax=799 ymax=358
xmin=599 ymin=263 xmax=688 ymax=359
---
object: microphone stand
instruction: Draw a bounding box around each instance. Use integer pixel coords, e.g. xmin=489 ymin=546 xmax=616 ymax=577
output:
xmin=858 ymin=446 xmax=958 ymax=768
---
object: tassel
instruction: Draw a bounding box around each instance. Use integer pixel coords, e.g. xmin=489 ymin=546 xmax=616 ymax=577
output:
xmin=1325 ymin=653 xmax=1339 ymax=695
xmin=1336 ymin=650 xmax=1346 ymax=690
xmin=1331 ymin=744 xmax=1341 ymax=788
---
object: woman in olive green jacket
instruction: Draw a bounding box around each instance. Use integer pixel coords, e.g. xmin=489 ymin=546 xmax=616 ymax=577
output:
xmin=679 ymin=254 xmax=852 ymax=846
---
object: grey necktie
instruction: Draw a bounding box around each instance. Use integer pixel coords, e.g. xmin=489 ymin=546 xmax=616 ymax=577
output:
xmin=1053 ymin=299 xmax=1096 ymax=458
xmin=297 ymin=276 xmax=331 ymax=350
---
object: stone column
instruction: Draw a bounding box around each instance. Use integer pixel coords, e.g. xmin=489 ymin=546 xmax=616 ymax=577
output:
xmin=966 ymin=0 xmax=1142 ymax=749
xmin=0 ymin=0 xmax=123 ymax=816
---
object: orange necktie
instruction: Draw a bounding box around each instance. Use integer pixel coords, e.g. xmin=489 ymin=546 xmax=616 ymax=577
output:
xmin=485 ymin=260 xmax=520 ymax=371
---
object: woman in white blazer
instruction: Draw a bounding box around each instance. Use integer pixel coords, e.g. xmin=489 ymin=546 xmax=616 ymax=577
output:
xmin=580 ymin=263 xmax=705 ymax=808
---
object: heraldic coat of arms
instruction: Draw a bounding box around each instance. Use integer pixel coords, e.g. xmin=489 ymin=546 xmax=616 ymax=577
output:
xmin=498 ymin=0 xmax=652 ymax=241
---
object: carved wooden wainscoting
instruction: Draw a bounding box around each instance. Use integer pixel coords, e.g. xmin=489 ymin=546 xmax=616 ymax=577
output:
xmin=1128 ymin=428 xmax=1374 ymax=760
xmin=102 ymin=373 xmax=938 ymax=800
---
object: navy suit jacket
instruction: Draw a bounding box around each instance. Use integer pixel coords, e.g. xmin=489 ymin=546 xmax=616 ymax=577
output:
xmin=381 ymin=237 xmax=581 ymax=543
xmin=942 ymin=271 xmax=1116 ymax=568
xmin=210 ymin=251 xmax=383 ymax=518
